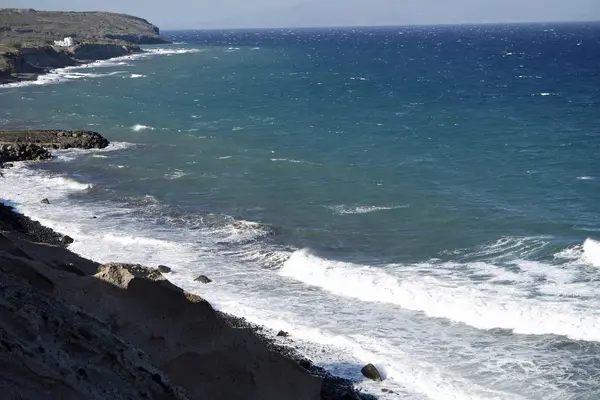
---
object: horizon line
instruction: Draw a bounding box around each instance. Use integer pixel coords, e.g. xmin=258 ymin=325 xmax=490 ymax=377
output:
xmin=161 ymin=19 xmax=600 ymax=32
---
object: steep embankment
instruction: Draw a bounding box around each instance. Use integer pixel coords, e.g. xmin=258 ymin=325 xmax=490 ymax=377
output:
xmin=0 ymin=203 xmax=330 ymax=400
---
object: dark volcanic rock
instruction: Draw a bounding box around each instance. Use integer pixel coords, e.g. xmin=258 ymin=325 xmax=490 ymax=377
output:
xmin=361 ymin=364 xmax=383 ymax=381
xmin=277 ymin=330 xmax=289 ymax=338
xmin=0 ymin=130 xmax=110 ymax=151
xmin=40 ymin=198 xmax=50 ymax=204
xmin=157 ymin=265 xmax=172 ymax=274
xmin=194 ymin=275 xmax=212 ymax=284
xmin=0 ymin=202 xmax=72 ymax=247
xmin=0 ymin=143 xmax=52 ymax=162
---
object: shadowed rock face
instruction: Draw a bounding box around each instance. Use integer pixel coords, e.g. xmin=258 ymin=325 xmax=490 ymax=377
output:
xmin=0 ymin=8 xmax=170 ymax=45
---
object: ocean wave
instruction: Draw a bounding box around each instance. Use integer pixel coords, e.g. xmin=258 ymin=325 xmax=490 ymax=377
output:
xmin=577 ymin=176 xmax=594 ymax=180
xmin=279 ymin=249 xmax=600 ymax=341
xmin=129 ymin=74 xmax=147 ymax=78
xmin=445 ymin=236 xmax=551 ymax=262
xmin=553 ymin=239 xmax=600 ymax=268
xmin=326 ymin=204 xmax=409 ymax=215
xmin=53 ymin=142 xmax=136 ymax=161
xmin=583 ymin=239 xmax=600 ymax=267
xmin=131 ymin=124 xmax=155 ymax=131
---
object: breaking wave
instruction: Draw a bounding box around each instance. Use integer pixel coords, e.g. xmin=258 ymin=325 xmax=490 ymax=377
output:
xmin=279 ymin=248 xmax=600 ymax=342
xmin=131 ymin=124 xmax=155 ymax=131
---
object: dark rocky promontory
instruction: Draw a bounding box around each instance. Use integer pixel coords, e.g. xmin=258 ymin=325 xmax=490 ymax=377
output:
xmin=0 ymin=130 xmax=110 ymax=163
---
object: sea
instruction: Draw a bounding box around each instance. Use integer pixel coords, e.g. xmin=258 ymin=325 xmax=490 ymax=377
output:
xmin=1 ymin=23 xmax=600 ymax=399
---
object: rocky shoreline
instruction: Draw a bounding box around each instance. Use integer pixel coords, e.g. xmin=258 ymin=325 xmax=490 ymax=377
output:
xmin=0 ymin=200 xmax=375 ymax=400
xmin=0 ymin=43 xmax=144 ymax=85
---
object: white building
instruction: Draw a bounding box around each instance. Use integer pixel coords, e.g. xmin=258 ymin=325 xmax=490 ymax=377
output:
xmin=53 ymin=37 xmax=74 ymax=47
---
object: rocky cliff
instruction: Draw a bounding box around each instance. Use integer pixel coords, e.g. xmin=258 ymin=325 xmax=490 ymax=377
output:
xmin=0 ymin=43 xmax=141 ymax=84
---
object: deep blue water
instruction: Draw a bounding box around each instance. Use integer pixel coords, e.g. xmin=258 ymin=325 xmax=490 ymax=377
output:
xmin=1 ymin=23 xmax=600 ymax=399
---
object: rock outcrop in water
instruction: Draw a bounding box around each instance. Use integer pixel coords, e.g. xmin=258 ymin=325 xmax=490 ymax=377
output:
xmin=0 ymin=202 xmax=374 ymax=399
xmin=0 ymin=130 xmax=110 ymax=163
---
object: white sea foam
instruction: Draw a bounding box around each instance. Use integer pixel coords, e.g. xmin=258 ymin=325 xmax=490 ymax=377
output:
xmin=279 ymin=249 xmax=600 ymax=342
xmin=131 ymin=124 xmax=155 ymax=131
xmin=583 ymin=238 xmax=600 ymax=267
xmin=102 ymin=233 xmax=178 ymax=248
xmin=327 ymin=204 xmax=409 ymax=215
xmin=270 ymin=158 xmax=319 ymax=165
xmin=577 ymin=176 xmax=594 ymax=180
xmin=129 ymin=74 xmax=147 ymax=78
xmin=0 ymin=69 xmax=127 ymax=88
xmin=53 ymin=142 xmax=136 ymax=161
xmin=144 ymin=48 xmax=201 ymax=56
xmin=208 ymin=219 xmax=273 ymax=244
xmin=164 ymin=170 xmax=188 ymax=179
xmin=0 ymin=47 xmax=199 ymax=89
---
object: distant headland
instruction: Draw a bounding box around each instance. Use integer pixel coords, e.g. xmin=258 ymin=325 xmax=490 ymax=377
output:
xmin=0 ymin=8 xmax=171 ymax=84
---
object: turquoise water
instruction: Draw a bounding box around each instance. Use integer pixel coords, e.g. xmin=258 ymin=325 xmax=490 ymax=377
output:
xmin=2 ymin=23 xmax=600 ymax=399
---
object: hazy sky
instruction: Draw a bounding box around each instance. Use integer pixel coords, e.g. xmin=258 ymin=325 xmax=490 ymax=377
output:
xmin=3 ymin=0 xmax=600 ymax=29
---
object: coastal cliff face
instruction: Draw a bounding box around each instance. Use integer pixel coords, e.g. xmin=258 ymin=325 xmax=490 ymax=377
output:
xmin=70 ymin=43 xmax=142 ymax=61
xmin=0 ymin=203 xmax=324 ymax=400
xmin=0 ymin=43 xmax=141 ymax=84
xmin=0 ymin=8 xmax=169 ymax=45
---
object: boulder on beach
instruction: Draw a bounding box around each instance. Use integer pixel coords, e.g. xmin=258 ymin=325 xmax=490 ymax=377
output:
xmin=194 ymin=275 xmax=212 ymax=284
xmin=40 ymin=198 xmax=50 ymax=204
xmin=277 ymin=330 xmax=289 ymax=338
xmin=61 ymin=235 xmax=74 ymax=245
xmin=157 ymin=265 xmax=172 ymax=274
xmin=361 ymin=363 xmax=383 ymax=381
